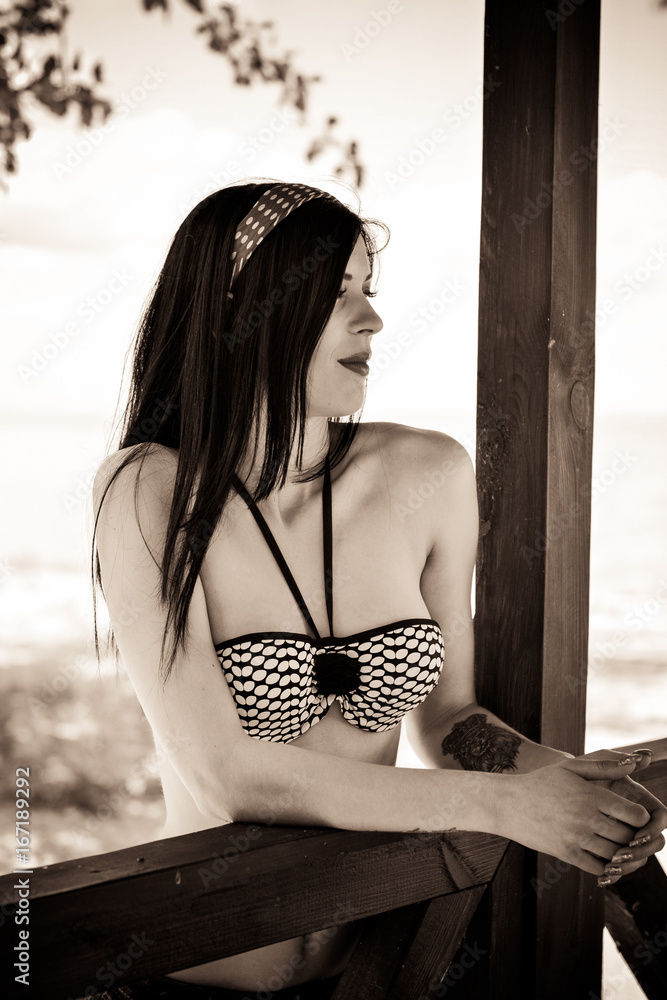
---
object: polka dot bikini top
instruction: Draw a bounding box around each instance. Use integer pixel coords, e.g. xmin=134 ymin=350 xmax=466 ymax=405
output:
xmin=214 ymin=451 xmax=445 ymax=743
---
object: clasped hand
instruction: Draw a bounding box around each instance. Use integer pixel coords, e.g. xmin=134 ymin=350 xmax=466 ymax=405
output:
xmin=573 ymin=747 xmax=666 ymax=887
xmin=502 ymin=746 xmax=667 ymax=885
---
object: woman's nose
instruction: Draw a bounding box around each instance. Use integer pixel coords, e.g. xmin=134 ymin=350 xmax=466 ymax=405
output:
xmin=359 ymin=299 xmax=383 ymax=335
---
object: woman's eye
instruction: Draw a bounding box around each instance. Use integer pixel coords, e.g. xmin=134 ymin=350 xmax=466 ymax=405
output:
xmin=337 ymin=286 xmax=378 ymax=300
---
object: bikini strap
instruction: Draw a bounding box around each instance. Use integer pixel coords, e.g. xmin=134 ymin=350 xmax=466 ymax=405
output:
xmin=231 ymin=452 xmax=334 ymax=640
xmin=322 ymin=451 xmax=334 ymax=637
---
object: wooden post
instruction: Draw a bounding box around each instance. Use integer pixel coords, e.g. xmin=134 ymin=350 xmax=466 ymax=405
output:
xmin=475 ymin=1 xmax=601 ymax=997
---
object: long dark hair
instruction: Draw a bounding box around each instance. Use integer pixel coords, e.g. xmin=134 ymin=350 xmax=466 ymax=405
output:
xmin=91 ymin=179 xmax=390 ymax=684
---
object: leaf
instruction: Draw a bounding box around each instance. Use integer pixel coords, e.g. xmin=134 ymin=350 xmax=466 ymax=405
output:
xmin=0 ymin=0 xmax=367 ymax=189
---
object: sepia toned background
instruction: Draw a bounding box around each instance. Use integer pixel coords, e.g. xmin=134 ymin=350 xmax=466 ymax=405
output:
xmin=1 ymin=2 xmax=666 ymax=994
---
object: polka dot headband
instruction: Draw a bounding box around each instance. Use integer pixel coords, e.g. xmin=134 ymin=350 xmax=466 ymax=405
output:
xmin=229 ymin=182 xmax=338 ymax=288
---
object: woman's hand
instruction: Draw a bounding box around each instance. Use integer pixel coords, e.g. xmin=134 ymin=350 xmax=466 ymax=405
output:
xmin=496 ymin=755 xmax=654 ymax=878
xmin=573 ymin=748 xmax=667 ymax=887
xmin=576 ymin=746 xmax=654 ymax=774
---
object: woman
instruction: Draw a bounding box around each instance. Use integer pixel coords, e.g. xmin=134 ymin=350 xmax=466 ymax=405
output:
xmin=91 ymin=180 xmax=667 ymax=999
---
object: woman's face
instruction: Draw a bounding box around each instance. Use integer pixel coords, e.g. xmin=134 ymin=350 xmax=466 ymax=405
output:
xmin=307 ymin=234 xmax=383 ymax=417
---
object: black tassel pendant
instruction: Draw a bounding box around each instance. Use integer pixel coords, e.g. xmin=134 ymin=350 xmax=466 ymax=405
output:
xmin=313 ymin=651 xmax=362 ymax=697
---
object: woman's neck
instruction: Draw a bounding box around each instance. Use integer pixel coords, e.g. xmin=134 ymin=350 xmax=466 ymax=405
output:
xmin=235 ymin=415 xmax=333 ymax=515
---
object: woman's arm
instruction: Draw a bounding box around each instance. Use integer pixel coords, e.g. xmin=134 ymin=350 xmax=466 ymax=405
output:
xmin=404 ymin=430 xmax=576 ymax=772
xmin=402 ymin=429 xmax=665 ymax=877
xmin=92 ymin=443 xmax=652 ymax=879
xmin=407 ymin=700 xmax=574 ymax=773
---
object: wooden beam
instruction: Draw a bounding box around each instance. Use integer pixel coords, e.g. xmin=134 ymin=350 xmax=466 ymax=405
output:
xmin=605 ymin=857 xmax=667 ymax=1000
xmin=389 ymin=887 xmax=487 ymax=1000
xmin=331 ymin=886 xmax=486 ymax=1000
xmin=0 ymin=824 xmax=507 ymax=997
xmin=634 ymin=758 xmax=667 ymax=804
xmin=448 ymin=841 xmax=527 ymax=999
xmin=476 ymin=0 xmax=602 ymax=997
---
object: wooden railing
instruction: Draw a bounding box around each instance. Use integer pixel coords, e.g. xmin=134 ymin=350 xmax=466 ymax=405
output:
xmin=1 ymin=759 xmax=665 ymax=999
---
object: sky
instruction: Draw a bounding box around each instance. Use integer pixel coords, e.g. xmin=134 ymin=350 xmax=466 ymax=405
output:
xmin=1 ymin=0 xmax=667 ymax=425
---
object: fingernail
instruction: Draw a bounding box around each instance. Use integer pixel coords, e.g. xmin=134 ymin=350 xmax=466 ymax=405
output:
xmin=611 ymin=853 xmax=632 ymax=862
xmin=617 ymin=755 xmax=642 ymax=765
xmin=632 ymin=748 xmax=653 ymax=756
xmin=598 ymin=877 xmax=613 ymax=886
xmin=628 ymin=834 xmax=651 ymax=847
xmin=603 ymin=865 xmax=622 ymax=875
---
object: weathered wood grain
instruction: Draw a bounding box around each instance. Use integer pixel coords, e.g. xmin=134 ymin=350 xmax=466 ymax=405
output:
xmin=0 ymin=825 xmax=507 ymax=996
xmin=476 ymin=0 xmax=602 ymax=997
xmin=447 ymin=840 xmax=527 ymax=999
xmin=389 ymin=887 xmax=487 ymax=1000
xmin=331 ymin=886 xmax=487 ymax=1000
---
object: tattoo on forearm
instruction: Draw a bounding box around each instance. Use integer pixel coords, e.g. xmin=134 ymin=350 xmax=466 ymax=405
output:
xmin=441 ymin=713 xmax=523 ymax=772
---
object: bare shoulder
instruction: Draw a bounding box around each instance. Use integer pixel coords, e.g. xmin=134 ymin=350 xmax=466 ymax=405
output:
xmin=360 ymin=421 xmax=473 ymax=486
xmin=94 ymin=442 xmax=177 ymax=494
xmin=93 ymin=442 xmax=179 ymax=526
xmin=353 ymin=422 xmax=474 ymax=562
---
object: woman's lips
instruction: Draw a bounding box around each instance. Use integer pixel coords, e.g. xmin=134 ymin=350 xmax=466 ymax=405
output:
xmin=338 ymin=360 xmax=369 ymax=376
